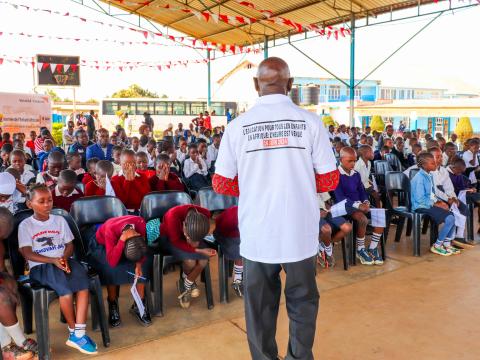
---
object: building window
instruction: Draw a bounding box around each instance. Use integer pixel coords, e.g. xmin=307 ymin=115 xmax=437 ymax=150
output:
xmin=328 ymin=85 xmax=341 ymax=101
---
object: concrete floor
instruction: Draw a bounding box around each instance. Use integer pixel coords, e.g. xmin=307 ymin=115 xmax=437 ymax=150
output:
xmin=40 ymin=228 xmax=480 ymax=360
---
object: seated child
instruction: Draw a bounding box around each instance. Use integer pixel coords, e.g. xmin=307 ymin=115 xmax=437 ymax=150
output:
xmin=85 ymin=160 xmax=115 ymax=197
xmin=0 ymin=144 xmax=12 ymax=172
xmin=407 ymin=143 xmax=422 ymax=167
xmin=334 ymin=147 xmax=385 ymax=266
xmin=183 ymin=144 xmax=210 ymax=191
xmin=354 ymin=145 xmax=381 ymax=207
xmin=111 ymin=150 xmax=150 ymax=213
xmin=19 ymin=184 xmax=97 ymax=355
xmin=37 ymin=139 xmax=54 ymax=171
xmin=159 ymin=205 xmax=216 ymax=309
xmin=317 ymin=192 xmax=352 ymax=268
xmin=0 ymin=208 xmax=38 ymax=359
xmin=443 ymin=142 xmax=458 ymax=167
xmin=391 ymin=138 xmax=410 ymax=170
xmin=36 ymin=151 xmax=65 ymax=191
xmin=5 ymin=168 xmax=27 ymax=213
xmin=149 ymin=154 xmax=184 ymax=192
xmin=411 ymin=153 xmax=459 ymax=256
xmin=213 ymin=206 xmax=243 ymax=297
xmin=0 ymin=172 xmax=17 ymax=213
xmin=111 ymin=146 xmax=122 ymax=176
xmin=161 ymin=142 xmax=182 ymax=176
xmin=66 ymin=152 xmax=85 ymax=179
xmin=82 ymin=157 xmax=99 ymax=185
xmin=135 ymin=152 xmax=155 ymax=179
xmin=130 ymin=137 xmax=140 ymax=153
xmin=146 ymin=139 xmax=156 ymax=168
xmin=91 ymin=215 xmax=152 ymax=327
xmin=52 ymin=170 xmax=84 ymax=212
xmin=10 ymin=150 xmax=35 ymax=186
xmin=373 ymin=145 xmax=390 ymax=161
xmin=176 ymin=139 xmax=188 ymax=164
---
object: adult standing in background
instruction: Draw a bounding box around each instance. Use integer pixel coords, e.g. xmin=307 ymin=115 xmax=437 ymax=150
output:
xmin=86 ymin=110 xmax=96 ymax=141
xmin=212 ymin=57 xmax=339 ymax=360
xmin=143 ymin=112 xmax=154 ymax=132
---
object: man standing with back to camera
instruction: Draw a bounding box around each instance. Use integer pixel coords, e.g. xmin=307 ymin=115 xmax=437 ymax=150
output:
xmin=213 ymin=57 xmax=339 ymax=359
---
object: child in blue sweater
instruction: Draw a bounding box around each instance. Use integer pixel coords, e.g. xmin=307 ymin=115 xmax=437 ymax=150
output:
xmin=334 ymin=147 xmax=385 ymax=266
xmin=411 ymin=152 xmax=459 ymax=256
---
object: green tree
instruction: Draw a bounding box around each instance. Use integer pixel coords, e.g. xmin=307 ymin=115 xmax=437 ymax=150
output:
xmin=111 ymin=84 xmax=159 ymax=98
xmin=44 ymin=89 xmax=61 ymax=102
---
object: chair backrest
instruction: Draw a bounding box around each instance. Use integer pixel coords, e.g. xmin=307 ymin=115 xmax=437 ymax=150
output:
xmin=196 ymin=187 xmax=239 ymax=212
xmin=70 ymin=196 xmax=127 ymax=227
xmin=373 ymin=160 xmax=392 ymax=176
xmin=385 ymin=171 xmax=412 ymax=210
xmin=139 ymin=191 xmax=193 ymax=222
xmin=409 ymin=167 xmax=420 ymax=180
xmin=385 ymin=153 xmax=403 ymax=172
xmin=51 ymin=208 xmax=88 ymax=261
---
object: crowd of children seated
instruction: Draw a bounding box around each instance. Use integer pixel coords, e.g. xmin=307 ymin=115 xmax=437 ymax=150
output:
xmin=0 ymin=119 xmax=479 ymax=358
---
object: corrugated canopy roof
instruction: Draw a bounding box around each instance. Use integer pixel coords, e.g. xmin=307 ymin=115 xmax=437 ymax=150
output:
xmin=101 ymin=0 xmax=438 ymax=46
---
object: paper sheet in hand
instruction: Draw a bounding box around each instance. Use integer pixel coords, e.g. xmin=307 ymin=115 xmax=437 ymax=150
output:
xmin=204 ymin=234 xmax=216 ymax=243
xmin=130 ymin=276 xmax=145 ymax=318
xmin=370 ymin=208 xmax=386 ymax=227
xmin=371 ymin=175 xmax=379 ymax=192
xmin=450 ymin=204 xmax=467 ymax=228
xmin=330 ymin=199 xmax=347 ymax=218
xmin=458 ymin=190 xmax=468 ymax=206
xmin=105 ymin=176 xmax=116 ymax=196
xmin=469 ymin=171 xmax=477 ymax=184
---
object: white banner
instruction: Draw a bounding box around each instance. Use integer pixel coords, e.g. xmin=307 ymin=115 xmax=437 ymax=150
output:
xmin=0 ymin=92 xmax=51 ymax=134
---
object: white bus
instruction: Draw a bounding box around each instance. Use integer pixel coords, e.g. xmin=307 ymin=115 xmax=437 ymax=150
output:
xmin=99 ymin=98 xmax=237 ymax=134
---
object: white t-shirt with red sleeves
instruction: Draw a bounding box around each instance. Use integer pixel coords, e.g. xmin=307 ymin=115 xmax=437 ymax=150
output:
xmin=215 ymin=94 xmax=337 ymax=264
xmin=18 ymin=215 xmax=74 ymax=269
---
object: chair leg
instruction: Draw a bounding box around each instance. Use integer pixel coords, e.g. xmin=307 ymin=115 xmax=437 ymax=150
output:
xmin=413 ymin=214 xmax=422 ymax=257
xmin=341 ymin=238 xmax=349 ymax=271
xmin=158 ymin=255 xmax=166 ymax=316
xmin=89 ymin=276 xmax=110 ymax=348
xmin=467 ymin=203 xmax=474 ymax=242
xmin=406 ymin=218 xmax=412 ymax=236
xmin=18 ymin=288 xmax=33 ymax=334
xmin=152 ymin=254 xmax=163 ymax=316
xmin=218 ymin=247 xmax=227 ymax=303
xmin=202 ymin=262 xmax=214 ymax=310
xmin=395 ymin=217 xmax=406 ymax=242
xmin=422 ymin=217 xmax=429 ymax=234
xmin=33 ymin=289 xmax=51 ymax=360
xmin=381 ymin=229 xmax=386 ymax=261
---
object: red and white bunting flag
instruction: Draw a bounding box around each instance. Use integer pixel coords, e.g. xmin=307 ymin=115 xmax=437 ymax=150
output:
xmin=64 ymin=64 xmax=70 ymax=72
xmin=50 ymin=63 xmax=57 ymax=73
xmin=55 ymin=64 xmax=64 ymax=73
xmin=37 ymin=62 xmax=43 ymax=72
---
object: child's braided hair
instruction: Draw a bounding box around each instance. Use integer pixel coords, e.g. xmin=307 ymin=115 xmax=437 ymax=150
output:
xmin=416 ymin=152 xmax=434 ymax=170
xmin=184 ymin=208 xmax=210 ymax=243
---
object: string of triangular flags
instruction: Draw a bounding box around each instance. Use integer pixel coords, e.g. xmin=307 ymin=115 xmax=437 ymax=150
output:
xmin=0 ymin=1 xmax=263 ymax=54
xmin=110 ymin=0 xmax=349 ymax=38
xmin=0 ymin=55 xmax=214 ymax=72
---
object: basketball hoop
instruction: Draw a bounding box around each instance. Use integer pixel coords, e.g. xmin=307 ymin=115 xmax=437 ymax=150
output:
xmin=54 ymin=74 xmax=69 ymax=86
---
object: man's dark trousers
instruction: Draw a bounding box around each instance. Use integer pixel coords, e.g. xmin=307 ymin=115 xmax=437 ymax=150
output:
xmin=244 ymin=256 xmax=319 ymax=360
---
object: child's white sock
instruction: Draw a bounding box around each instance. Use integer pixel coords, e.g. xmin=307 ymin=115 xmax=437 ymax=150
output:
xmin=0 ymin=324 xmax=12 ymax=347
xmin=434 ymin=239 xmax=443 ymax=248
xmin=68 ymin=327 xmax=74 ymax=334
xmin=184 ymin=277 xmax=194 ymax=291
xmin=5 ymin=322 xmax=26 ymax=347
xmin=444 ymin=238 xmax=452 ymax=248
xmin=233 ymin=265 xmax=243 ymax=282
xmin=325 ymin=244 xmax=333 ymax=256
xmin=369 ymin=233 xmax=382 ymax=249
xmin=357 ymin=237 xmax=365 ymax=251
xmin=74 ymin=324 xmax=86 ymax=338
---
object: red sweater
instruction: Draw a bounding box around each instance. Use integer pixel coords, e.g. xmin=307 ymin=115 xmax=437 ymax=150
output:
xmin=82 ymin=173 xmax=94 ymax=185
xmin=26 ymin=140 xmax=35 ymax=153
xmin=149 ymin=173 xmax=184 ymax=192
xmin=51 ymin=188 xmax=84 ymax=212
xmin=215 ymin=206 xmax=239 ymax=238
xmin=160 ymin=205 xmax=210 ymax=253
xmin=85 ymin=181 xmax=105 ymax=196
xmin=111 ymin=173 xmax=150 ymax=211
xmin=137 ymin=169 xmax=156 ymax=179
xmin=96 ymin=215 xmax=146 ymax=267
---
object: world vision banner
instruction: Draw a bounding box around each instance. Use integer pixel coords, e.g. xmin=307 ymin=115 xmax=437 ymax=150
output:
xmin=0 ymin=92 xmax=51 ymax=134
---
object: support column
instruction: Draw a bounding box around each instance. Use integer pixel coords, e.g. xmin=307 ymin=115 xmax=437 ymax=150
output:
xmin=264 ymin=36 xmax=268 ymax=59
xmin=207 ymin=49 xmax=211 ymax=108
xmin=349 ymin=15 xmax=355 ymax=128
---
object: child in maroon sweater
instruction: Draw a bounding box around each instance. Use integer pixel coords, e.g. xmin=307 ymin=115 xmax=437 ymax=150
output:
xmin=85 ymin=160 xmax=114 ymax=197
xmin=149 ymin=154 xmax=184 ymax=192
xmin=135 ymin=152 xmax=155 ymax=179
xmin=111 ymin=150 xmax=150 ymax=212
xmin=159 ymin=205 xmax=216 ymax=309
xmin=213 ymin=206 xmax=243 ymax=297
xmin=81 ymin=157 xmax=99 ymax=185
xmin=51 ymin=170 xmax=84 ymax=212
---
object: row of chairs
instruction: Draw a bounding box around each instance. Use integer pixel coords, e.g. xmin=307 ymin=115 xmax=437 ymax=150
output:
xmin=6 ymin=188 xmax=239 ymax=359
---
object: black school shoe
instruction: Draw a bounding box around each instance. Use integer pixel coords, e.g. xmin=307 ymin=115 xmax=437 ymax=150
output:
xmin=108 ymin=299 xmax=121 ymax=328
xmin=130 ymin=300 xmax=152 ymax=327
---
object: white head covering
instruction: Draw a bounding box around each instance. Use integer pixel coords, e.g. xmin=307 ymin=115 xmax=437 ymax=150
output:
xmin=0 ymin=173 xmax=16 ymax=195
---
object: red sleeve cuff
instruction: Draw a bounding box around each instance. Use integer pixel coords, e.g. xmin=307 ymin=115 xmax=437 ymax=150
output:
xmin=212 ymin=174 xmax=239 ymax=197
xmin=316 ymin=170 xmax=340 ymax=193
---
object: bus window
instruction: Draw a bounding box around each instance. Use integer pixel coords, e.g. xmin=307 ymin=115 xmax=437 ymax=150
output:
xmin=136 ymin=102 xmax=152 ymax=115
xmin=173 ymin=102 xmax=186 ymax=115
xmin=118 ymin=102 xmax=132 ymax=115
xmin=103 ymin=101 xmax=118 ymax=115
xmin=209 ymin=102 xmax=226 ymax=116
xmin=154 ymin=102 xmax=169 ymax=115
xmin=190 ymin=102 xmax=206 ymax=116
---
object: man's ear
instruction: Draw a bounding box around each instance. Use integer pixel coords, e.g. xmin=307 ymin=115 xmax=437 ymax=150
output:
xmin=286 ymin=78 xmax=294 ymax=94
xmin=253 ymin=77 xmax=260 ymax=93
xmin=26 ymin=200 xmax=32 ymax=210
